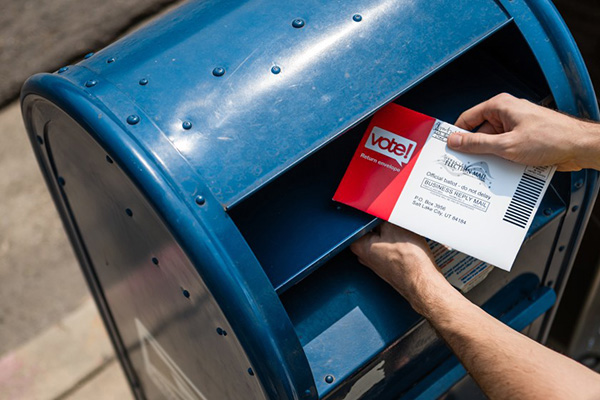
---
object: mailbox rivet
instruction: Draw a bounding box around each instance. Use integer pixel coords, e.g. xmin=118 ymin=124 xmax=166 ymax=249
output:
xmin=106 ymin=155 xmax=113 ymax=164
xmin=58 ymin=177 xmax=66 ymax=186
xmin=195 ymin=195 xmax=206 ymax=206
xmin=575 ymin=180 xmax=584 ymax=189
xmin=126 ymin=208 xmax=133 ymax=217
xmin=182 ymin=289 xmax=190 ymax=298
xmin=248 ymin=368 xmax=255 ymax=376
xmin=212 ymin=67 xmax=225 ymax=77
xmin=152 ymin=257 xmax=159 ymax=265
xmin=58 ymin=66 xmax=69 ymax=73
xmin=292 ymin=18 xmax=305 ymax=28
xmin=572 ymin=205 xmax=579 ymax=212
xmin=543 ymin=208 xmax=552 ymax=216
xmin=85 ymin=79 xmax=97 ymax=88
xmin=107 ymin=57 xmax=116 ymax=64
xmin=126 ymin=114 xmax=140 ymax=125
xmin=139 ymin=78 xmax=148 ymax=86
xmin=271 ymin=65 xmax=281 ymax=74
xmin=84 ymin=52 xmax=94 ymax=59
xmin=36 ymin=135 xmax=44 ymax=145
xmin=182 ymin=121 xmax=193 ymax=130
xmin=352 ymin=14 xmax=363 ymax=22
xmin=303 ymin=389 xmax=312 ymax=398
xmin=324 ymin=375 xmax=334 ymax=384
xmin=559 ymin=245 xmax=565 ymax=252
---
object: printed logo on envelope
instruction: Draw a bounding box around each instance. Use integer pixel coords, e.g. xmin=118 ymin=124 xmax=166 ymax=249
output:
xmin=365 ymin=126 xmax=417 ymax=167
xmin=437 ymin=154 xmax=494 ymax=187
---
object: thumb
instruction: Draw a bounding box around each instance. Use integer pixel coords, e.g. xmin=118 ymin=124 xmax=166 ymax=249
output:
xmin=447 ymin=131 xmax=503 ymax=155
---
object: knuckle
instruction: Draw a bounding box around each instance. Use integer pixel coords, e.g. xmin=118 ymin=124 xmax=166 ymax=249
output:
xmin=464 ymin=133 xmax=482 ymax=150
xmin=495 ymin=92 xmax=513 ymax=103
xmin=455 ymin=112 xmax=470 ymax=129
xmin=350 ymin=241 xmax=363 ymax=255
xmin=498 ymin=92 xmax=511 ymax=99
xmin=491 ymin=93 xmax=515 ymax=113
xmin=497 ymin=135 xmax=516 ymax=157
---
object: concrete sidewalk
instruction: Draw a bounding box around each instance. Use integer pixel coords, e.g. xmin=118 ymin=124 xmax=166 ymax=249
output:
xmin=0 ymin=297 xmax=133 ymax=400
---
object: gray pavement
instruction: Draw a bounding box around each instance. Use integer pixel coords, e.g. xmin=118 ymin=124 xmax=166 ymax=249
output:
xmin=0 ymin=297 xmax=132 ymax=400
xmin=0 ymin=0 xmax=180 ymax=107
xmin=0 ymin=101 xmax=88 ymax=355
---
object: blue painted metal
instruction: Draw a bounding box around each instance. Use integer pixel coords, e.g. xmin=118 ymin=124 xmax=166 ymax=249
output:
xmin=77 ymin=0 xmax=509 ymax=207
xmin=497 ymin=0 xmax=598 ymax=119
xmin=292 ymin=18 xmax=305 ymax=29
xmin=21 ymin=78 xmax=314 ymax=399
xmin=528 ymin=185 xmax=566 ymax=239
xmin=281 ymin=251 xmax=422 ymax=397
xmin=19 ymin=0 xmax=599 ymax=399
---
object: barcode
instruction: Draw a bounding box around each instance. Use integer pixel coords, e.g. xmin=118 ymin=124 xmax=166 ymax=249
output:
xmin=502 ymin=173 xmax=546 ymax=228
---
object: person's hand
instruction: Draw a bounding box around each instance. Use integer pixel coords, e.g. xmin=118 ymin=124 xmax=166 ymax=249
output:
xmin=448 ymin=93 xmax=599 ymax=171
xmin=350 ymin=222 xmax=454 ymax=314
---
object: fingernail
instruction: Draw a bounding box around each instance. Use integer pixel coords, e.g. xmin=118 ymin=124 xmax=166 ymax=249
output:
xmin=448 ymin=133 xmax=462 ymax=148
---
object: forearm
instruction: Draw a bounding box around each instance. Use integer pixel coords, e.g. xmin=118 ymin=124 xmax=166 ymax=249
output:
xmin=411 ymin=279 xmax=600 ymax=400
xmin=577 ymin=119 xmax=600 ymax=171
xmin=351 ymin=222 xmax=600 ymax=398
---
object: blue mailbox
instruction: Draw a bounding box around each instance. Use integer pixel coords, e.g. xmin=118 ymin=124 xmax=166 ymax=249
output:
xmin=21 ymin=0 xmax=598 ymax=398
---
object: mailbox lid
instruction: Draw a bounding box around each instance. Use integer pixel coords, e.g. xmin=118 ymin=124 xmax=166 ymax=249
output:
xmin=81 ymin=0 xmax=509 ymax=206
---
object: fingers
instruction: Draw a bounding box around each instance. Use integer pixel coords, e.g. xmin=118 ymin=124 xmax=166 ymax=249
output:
xmin=454 ymin=99 xmax=497 ymax=131
xmin=447 ymin=131 xmax=510 ymax=156
xmin=380 ymin=222 xmax=422 ymax=243
xmin=379 ymin=221 xmax=397 ymax=236
xmin=454 ymin=93 xmax=516 ymax=131
xmin=372 ymin=224 xmax=382 ymax=236
xmin=350 ymin=232 xmax=373 ymax=260
xmin=477 ymin=121 xmax=498 ymax=134
xmin=351 ymin=223 xmax=395 ymax=262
